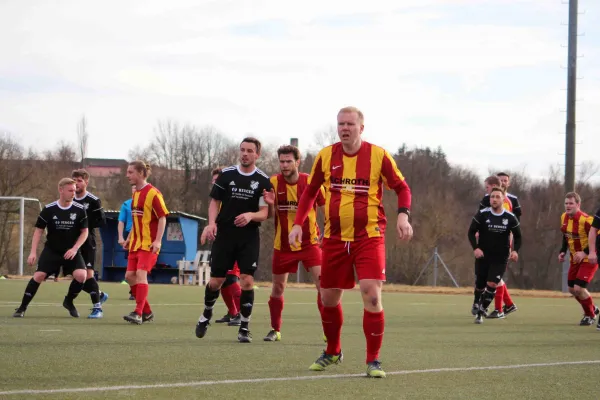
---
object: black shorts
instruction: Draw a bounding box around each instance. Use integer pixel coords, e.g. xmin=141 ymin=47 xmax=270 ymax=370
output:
xmin=80 ymin=241 xmax=96 ymax=270
xmin=36 ymin=247 xmax=86 ymax=276
xmin=475 ymin=257 xmax=507 ymax=288
xmin=210 ymin=228 xmax=260 ymax=278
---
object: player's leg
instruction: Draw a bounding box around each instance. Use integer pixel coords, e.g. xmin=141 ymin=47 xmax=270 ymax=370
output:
xmin=490 ymin=279 xmax=505 ymax=318
xmin=472 ymin=259 xmax=482 ymax=315
xmin=573 ymin=262 xmax=599 ymax=325
xmin=475 ymin=261 xmax=505 ymax=323
xmin=354 ymin=237 xmax=387 ymax=378
xmin=125 ymin=252 xmax=138 ymax=310
xmin=234 ymin=230 xmax=261 ymax=343
xmin=62 ymin=255 xmax=87 ymax=318
xmin=80 ymin=243 xmax=108 ymax=313
xmin=304 ymin=245 xmax=325 ymax=341
xmin=473 ymin=266 xmax=488 ymax=323
xmin=13 ymin=255 xmax=51 ymax=317
xmin=216 ymin=274 xmax=240 ymax=323
xmin=196 ymin=236 xmax=231 ymax=338
xmin=309 ymin=239 xmax=349 ymax=372
xmin=566 ymin=263 xmax=588 ymax=323
xmin=265 ymin=272 xmax=288 ymax=341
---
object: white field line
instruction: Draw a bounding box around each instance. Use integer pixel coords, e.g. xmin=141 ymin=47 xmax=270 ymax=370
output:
xmin=0 ymin=301 xmax=362 ymax=308
xmin=0 ymin=360 xmax=598 ymax=396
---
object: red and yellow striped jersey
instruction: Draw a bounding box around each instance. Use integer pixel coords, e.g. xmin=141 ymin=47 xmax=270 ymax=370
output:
xmin=560 ymin=210 xmax=593 ymax=263
xmin=503 ymin=197 xmax=513 ymax=212
xmin=129 ymin=183 xmax=169 ymax=253
xmin=271 ymin=173 xmax=325 ymax=251
xmin=294 ymin=141 xmax=411 ymax=242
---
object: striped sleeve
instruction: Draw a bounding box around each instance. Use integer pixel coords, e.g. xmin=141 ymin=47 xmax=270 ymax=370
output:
xmin=380 ymin=150 xmax=411 ymax=210
xmin=316 ymin=186 xmax=326 ymax=207
xmin=294 ymin=150 xmax=326 ymax=225
xmin=152 ymin=191 xmax=169 ymax=218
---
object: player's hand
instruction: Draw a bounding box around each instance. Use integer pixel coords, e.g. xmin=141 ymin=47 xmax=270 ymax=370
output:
xmin=263 ymin=188 xmax=275 ymax=206
xmin=64 ymin=248 xmax=78 ymax=260
xmin=122 ymin=239 xmax=129 ymax=250
xmin=396 ymin=213 xmax=413 ymax=241
xmin=288 ymin=225 xmax=303 ymax=249
xmin=473 ymin=248 xmax=484 ymax=258
xmin=150 ymin=240 xmax=161 ymax=254
xmin=27 ymin=253 xmax=37 ymax=266
xmin=558 ymin=252 xmax=566 ymax=262
xmin=204 ymin=223 xmax=217 ymax=242
xmin=573 ymin=251 xmax=587 ymax=264
xmin=118 ymin=237 xmax=125 ymax=246
xmin=509 ymin=251 xmax=518 ymax=262
xmin=234 ymin=213 xmax=253 ymax=227
xmin=588 ymin=251 xmax=598 ymax=264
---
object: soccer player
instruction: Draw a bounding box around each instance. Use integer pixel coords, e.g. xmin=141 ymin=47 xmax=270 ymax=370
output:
xmin=13 ymin=178 xmax=89 ymax=318
xmin=195 ymin=137 xmax=273 ymax=343
xmin=476 ymin=173 xmax=520 ymax=318
xmin=468 ymin=187 xmax=521 ymax=324
xmin=71 ymin=169 xmax=108 ymax=318
xmin=118 ymin=185 xmax=136 ymax=300
xmin=289 ymin=106 xmax=412 ymax=378
xmin=263 ymin=144 xmax=326 ymax=342
xmin=202 ymin=167 xmax=242 ymax=326
xmin=587 ymin=207 xmax=600 ymax=330
xmin=558 ymin=192 xmax=599 ymax=326
xmin=122 ymin=161 xmax=169 ymax=325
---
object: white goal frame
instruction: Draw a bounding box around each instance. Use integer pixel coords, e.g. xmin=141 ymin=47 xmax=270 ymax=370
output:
xmin=0 ymin=197 xmax=42 ymax=275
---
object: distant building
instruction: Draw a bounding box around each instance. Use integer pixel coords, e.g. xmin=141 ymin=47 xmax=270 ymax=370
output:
xmin=81 ymin=158 xmax=128 ymax=178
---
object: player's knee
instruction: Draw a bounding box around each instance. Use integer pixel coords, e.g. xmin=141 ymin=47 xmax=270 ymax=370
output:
xmin=271 ymin=281 xmax=285 ymax=297
xmin=486 ymin=281 xmax=498 ymax=289
xmin=86 ymin=269 xmax=94 ymax=279
xmin=321 ymin=289 xmax=341 ymax=307
xmin=33 ymin=272 xmax=46 ymax=284
xmin=72 ymin=270 xmax=86 ymax=283
xmin=240 ymin=275 xmax=254 ymax=290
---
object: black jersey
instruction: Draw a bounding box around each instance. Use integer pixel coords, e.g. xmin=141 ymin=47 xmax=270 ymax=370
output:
xmin=73 ymin=191 xmax=105 ymax=236
xmin=35 ymin=201 xmax=88 ymax=252
xmin=210 ymin=165 xmax=273 ymax=230
xmin=468 ymin=207 xmax=522 ymax=260
xmin=479 ymin=192 xmax=522 ymax=220
xmin=592 ymin=208 xmax=600 ymax=250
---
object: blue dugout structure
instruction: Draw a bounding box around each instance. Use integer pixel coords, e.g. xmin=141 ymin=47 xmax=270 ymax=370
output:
xmin=99 ymin=210 xmax=206 ymax=283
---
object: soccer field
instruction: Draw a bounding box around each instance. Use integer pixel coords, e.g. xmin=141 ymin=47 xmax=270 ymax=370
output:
xmin=1 ymin=280 xmax=599 ymax=399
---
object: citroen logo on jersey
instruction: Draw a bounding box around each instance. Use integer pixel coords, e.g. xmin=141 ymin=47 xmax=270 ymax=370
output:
xmin=70 ymin=213 xmax=77 ymax=220
xmin=502 ymin=219 xmax=508 ymax=225
xmin=250 ymin=181 xmax=259 ymax=190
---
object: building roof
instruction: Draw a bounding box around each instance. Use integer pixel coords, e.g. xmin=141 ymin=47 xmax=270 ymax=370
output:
xmin=82 ymin=158 xmax=128 ymax=168
xmin=105 ymin=210 xmax=207 ymax=222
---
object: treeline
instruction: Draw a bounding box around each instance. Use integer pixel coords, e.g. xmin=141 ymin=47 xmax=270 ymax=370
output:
xmin=1 ymin=124 xmax=599 ymax=291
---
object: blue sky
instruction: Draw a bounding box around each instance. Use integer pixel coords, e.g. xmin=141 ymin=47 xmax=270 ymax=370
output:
xmin=0 ymin=0 xmax=599 ymax=182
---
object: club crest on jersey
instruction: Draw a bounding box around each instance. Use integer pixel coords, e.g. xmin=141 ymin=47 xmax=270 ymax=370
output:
xmin=83 ymin=203 xmax=89 ymax=209
xmin=502 ymin=218 xmax=508 ymax=225
xmin=250 ymin=180 xmax=259 ymax=190
xmin=70 ymin=213 xmax=77 ymax=220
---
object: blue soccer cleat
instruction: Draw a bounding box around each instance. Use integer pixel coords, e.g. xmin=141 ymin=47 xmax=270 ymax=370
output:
xmin=88 ymin=308 xmax=103 ymax=319
xmin=99 ymin=292 xmax=109 ymax=304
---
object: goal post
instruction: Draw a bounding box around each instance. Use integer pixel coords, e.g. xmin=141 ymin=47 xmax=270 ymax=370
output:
xmin=0 ymin=197 xmax=42 ymax=275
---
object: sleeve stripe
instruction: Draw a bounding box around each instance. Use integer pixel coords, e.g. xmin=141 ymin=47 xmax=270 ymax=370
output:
xmin=38 ymin=216 xmax=47 ymax=223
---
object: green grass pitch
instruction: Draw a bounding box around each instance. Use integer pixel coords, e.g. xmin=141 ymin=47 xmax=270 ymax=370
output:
xmin=1 ymin=280 xmax=599 ymax=399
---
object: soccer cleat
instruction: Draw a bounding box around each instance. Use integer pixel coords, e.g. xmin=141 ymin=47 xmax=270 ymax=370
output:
xmin=471 ymin=303 xmax=479 ymax=316
xmin=195 ymin=320 xmax=210 ymax=338
xmin=142 ymin=312 xmax=154 ymax=323
xmin=474 ymin=313 xmax=484 ymax=324
xmin=129 ymin=295 xmax=135 ymax=300
xmin=597 ymin=321 xmax=600 ymax=331
xmin=264 ymin=329 xmax=281 ymax=342
xmin=215 ymin=313 xmax=234 ymax=323
xmin=99 ymin=292 xmax=109 ymax=304
xmin=13 ymin=308 xmax=25 ymax=318
xmin=62 ymin=298 xmax=79 ymax=318
xmin=238 ymin=328 xmax=252 ymax=343
xmin=503 ymin=304 xmax=518 ymax=316
xmin=366 ymin=360 xmax=386 ymax=378
xmin=486 ymin=310 xmax=505 ymax=319
xmin=579 ymin=316 xmax=595 ymax=326
xmin=123 ymin=312 xmax=142 ymax=325
xmin=309 ymin=350 xmax=343 ymax=371
xmin=594 ymin=306 xmax=600 ymax=319
xmin=88 ymin=308 xmax=103 ymax=319
xmin=227 ymin=314 xmax=241 ymax=326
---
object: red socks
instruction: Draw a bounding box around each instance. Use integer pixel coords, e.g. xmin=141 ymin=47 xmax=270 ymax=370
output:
xmin=268 ymin=296 xmax=284 ymax=331
xmin=221 ymin=285 xmax=238 ymax=316
xmin=322 ymin=304 xmax=343 ymax=355
xmin=232 ymin=282 xmax=241 ymax=314
xmin=363 ymin=309 xmax=385 ymax=363
xmin=134 ymin=284 xmax=149 ymax=315
xmin=494 ymin=285 xmax=505 ymax=311
xmin=130 ymin=284 xmax=138 ymax=300
xmin=503 ymin=286 xmax=514 ymax=307
xmin=580 ymin=296 xmax=596 ymax=317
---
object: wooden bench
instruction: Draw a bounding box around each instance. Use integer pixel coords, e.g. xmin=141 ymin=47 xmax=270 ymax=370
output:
xmin=177 ymin=250 xmax=211 ymax=285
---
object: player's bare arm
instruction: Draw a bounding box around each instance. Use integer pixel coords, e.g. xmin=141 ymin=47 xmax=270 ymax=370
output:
xmin=150 ymin=216 xmax=167 ymax=254
xmin=396 ymin=212 xmax=413 ymax=241
xmin=64 ymin=228 xmax=89 ymax=260
xmin=263 ymin=188 xmax=275 ymax=218
xmin=205 ymin=198 xmax=221 ymax=241
xmin=27 ymin=228 xmax=44 ymax=265
xmin=118 ymin=221 xmax=125 ymax=244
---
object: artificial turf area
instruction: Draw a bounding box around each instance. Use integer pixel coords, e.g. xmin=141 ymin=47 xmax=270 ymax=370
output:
xmin=1 ymin=280 xmax=599 ymax=399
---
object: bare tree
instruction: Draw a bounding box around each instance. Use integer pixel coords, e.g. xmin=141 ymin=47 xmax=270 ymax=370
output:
xmin=77 ymin=115 xmax=88 ymax=165
xmin=313 ymin=125 xmax=338 ymax=148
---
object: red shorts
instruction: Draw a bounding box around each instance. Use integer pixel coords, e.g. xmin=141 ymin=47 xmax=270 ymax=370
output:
xmin=320 ymin=237 xmax=386 ymax=289
xmin=126 ymin=250 xmax=158 ymax=272
xmin=272 ymin=245 xmax=322 ymax=275
xmin=568 ymin=261 xmax=598 ymax=284
xmin=227 ymin=262 xmax=240 ymax=277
